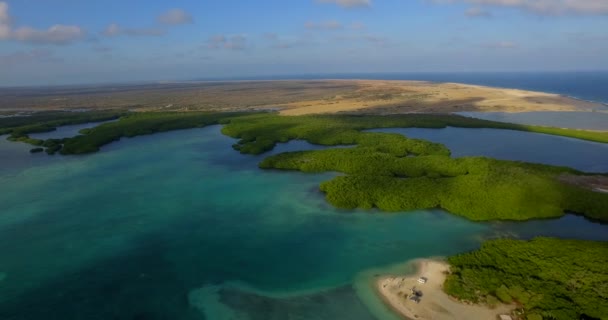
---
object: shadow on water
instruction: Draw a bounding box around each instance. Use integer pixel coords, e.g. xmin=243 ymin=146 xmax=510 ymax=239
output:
xmin=215 ymin=285 xmax=377 ymax=320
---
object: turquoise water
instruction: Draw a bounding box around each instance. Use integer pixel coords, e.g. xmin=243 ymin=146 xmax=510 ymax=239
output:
xmin=1 ymin=125 xmax=607 ymax=319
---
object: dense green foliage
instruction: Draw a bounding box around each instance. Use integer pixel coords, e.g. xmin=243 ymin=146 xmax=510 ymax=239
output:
xmin=0 ymin=111 xmax=123 ymax=136
xmin=1 ymin=111 xmax=124 ymax=154
xmin=444 ymin=238 xmax=608 ymax=320
xmin=60 ymin=112 xmax=242 ymax=154
xmin=7 ymin=111 xmax=608 ymax=155
xmin=220 ymin=113 xmax=608 ymax=222
xmin=5 ymin=111 xmax=608 ymax=221
xmin=259 ymin=150 xmax=608 ymax=221
xmin=221 ymin=113 xmax=608 ymax=155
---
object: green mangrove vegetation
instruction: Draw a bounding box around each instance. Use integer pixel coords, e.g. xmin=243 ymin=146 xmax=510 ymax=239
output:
xmin=258 ymin=150 xmax=608 ymax=221
xmin=1 ymin=111 xmax=124 ymax=154
xmin=3 ymin=111 xmax=608 ymax=318
xmin=5 ymin=111 xmax=608 ymax=156
xmin=220 ymin=113 xmax=608 ymax=222
xmin=3 ymin=111 xmax=608 ymax=221
xmin=221 ymin=113 xmax=608 ymax=155
xmin=0 ymin=110 xmax=124 ymax=136
xmin=60 ymin=112 xmax=242 ymax=154
xmin=444 ymin=237 xmax=608 ymax=320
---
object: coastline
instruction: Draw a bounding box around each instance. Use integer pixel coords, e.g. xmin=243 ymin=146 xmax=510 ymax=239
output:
xmin=375 ymin=259 xmax=514 ymax=320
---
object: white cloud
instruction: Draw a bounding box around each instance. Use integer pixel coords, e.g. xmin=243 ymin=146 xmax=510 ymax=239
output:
xmin=92 ymin=45 xmax=113 ymax=53
xmin=305 ymin=20 xmax=343 ymax=30
xmin=263 ymin=33 xmax=279 ymax=40
xmin=482 ymin=41 xmax=518 ymax=49
xmin=262 ymin=33 xmax=306 ymax=49
xmin=0 ymin=2 xmax=11 ymax=40
xmin=334 ymin=33 xmax=389 ymax=46
xmin=465 ymin=6 xmax=493 ymax=17
xmin=351 ymin=22 xmax=366 ymax=29
xmin=157 ymin=9 xmax=193 ymax=25
xmin=12 ymin=25 xmax=85 ymax=45
xmin=103 ymin=23 xmax=164 ymax=37
xmin=316 ymin=0 xmax=372 ymax=8
xmin=432 ymin=0 xmax=608 ymax=15
xmin=102 ymin=8 xmax=190 ymax=38
xmin=207 ymin=35 xmax=248 ymax=51
xmin=0 ymin=24 xmax=9 ymax=39
xmin=0 ymin=2 xmax=85 ymax=44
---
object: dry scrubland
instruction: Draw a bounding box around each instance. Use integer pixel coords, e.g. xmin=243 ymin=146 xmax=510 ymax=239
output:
xmin=0 ymin=80 xmax=604 ymax=114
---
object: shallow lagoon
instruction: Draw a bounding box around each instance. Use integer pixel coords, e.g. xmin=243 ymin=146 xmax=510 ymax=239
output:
xmin=370 ymin=127 xmax=608 ymax=172
xmin=28 ymin=119 xmax=117 ymax=140
xmin=456 ymin=111 xmax=608 ymax=131
xmin=0 ymin=125 xmax=607 ymax=319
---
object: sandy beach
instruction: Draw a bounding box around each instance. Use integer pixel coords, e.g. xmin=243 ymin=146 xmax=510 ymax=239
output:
xmin=376 ymin=259 xmax=513 ymax=320
xmin=280 ymin=80 xmax=604 ymax=115
xmin=5 ymin=80 xmax=604 ymax=115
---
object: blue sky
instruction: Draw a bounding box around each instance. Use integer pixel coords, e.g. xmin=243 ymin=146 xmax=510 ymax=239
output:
xmin=1 ymin=0 xmax=607 ymax=86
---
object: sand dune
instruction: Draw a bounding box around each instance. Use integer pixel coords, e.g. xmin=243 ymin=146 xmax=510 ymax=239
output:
xmin=3 ymin=80 xmax=604 ymax=115
xmin=279 ymin=80 xmax=603 ymax=115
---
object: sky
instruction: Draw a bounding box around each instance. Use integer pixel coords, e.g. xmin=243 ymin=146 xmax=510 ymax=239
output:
xmin=0 ymin=0 xmax=607 ymax=86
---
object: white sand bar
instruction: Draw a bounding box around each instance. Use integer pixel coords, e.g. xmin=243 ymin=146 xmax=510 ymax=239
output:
xmin=376 ymin=259 xmax=514 ymax=320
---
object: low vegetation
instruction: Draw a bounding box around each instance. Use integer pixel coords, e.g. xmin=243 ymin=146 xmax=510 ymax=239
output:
xmin=444 ymin=237 xmax=608 ymax=320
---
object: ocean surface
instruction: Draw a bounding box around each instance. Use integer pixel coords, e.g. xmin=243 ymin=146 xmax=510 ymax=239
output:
xmin=1 ymin=72 xmax=608 ymax=319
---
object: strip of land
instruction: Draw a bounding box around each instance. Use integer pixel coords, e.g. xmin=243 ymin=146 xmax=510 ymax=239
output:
xmin=1 ymin=80 xmax=604 ymax=114
xmin=378 ymin=238 xmax=608 ymax=320
xmin=376 ymin=259 xmax=513 ymax=320
xmin=279 ymin=80 xmax=605 ymax=115
xmin=443 ymin=238 xmax=608 ymax=320
xmin=3 ymin=112 xmax=608 ymax=222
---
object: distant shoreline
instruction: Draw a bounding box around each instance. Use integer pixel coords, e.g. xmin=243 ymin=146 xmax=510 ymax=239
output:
xmin=2 ymin=79 xmax=605 ymax=114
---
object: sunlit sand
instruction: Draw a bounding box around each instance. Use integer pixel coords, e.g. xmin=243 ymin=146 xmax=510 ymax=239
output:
xmin=376 ymin=259 xmax=513 ymax=320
